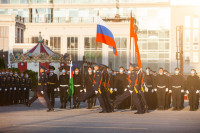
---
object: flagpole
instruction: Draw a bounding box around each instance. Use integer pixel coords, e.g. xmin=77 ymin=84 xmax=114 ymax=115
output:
xmin=95 ymin=11 xmax=99 ymax=63
xmin=129 ymin=11 xmax=132 ymax=65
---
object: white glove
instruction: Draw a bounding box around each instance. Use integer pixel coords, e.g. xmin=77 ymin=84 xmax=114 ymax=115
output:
xmin=129 ymin=90 xmax=133 ymax=94
xmin=54 ymin=88 xmax=57 ymax=91
xmin=80 ymin=90 xmax=83 ymax=92
xmin=57 ymin=88 xmax=60 ymax=91
xmin=84 ymin=89 xmax=86 ymax=92
xmin=124 ymin=88 xmax=127 ymax=91
xmin=154 ymin=88 xmax=157 ymax=91
xmin=186 ymin=90 xmax=189 ymax=94
xmin=5 ymin=88 xmax=7 ymax=91
xmin=110 ymin=88 xmax=113 ymax=91
xmin=41 ymin=91 xmax=44 ymax=94
xmin=24 ymin=88 xmax=26 ymax=90
xmin=19 ymin=88 xmax=21 ymax=90
xmin=196 ymin=90 xmax=199 ymax=94
xmin=67 ymin=89 xmax=68 ymax=92
xmin=10 ymin=88 xmax=12 ymax=90
xmin=181 ymin=90 xmax=184 ymax=93
xmin=114 ymin=88 xmax=117 ymax=92
xmin=95 ymin=90 xmax=98 ymax=95
xmin=165 ymin=88 xmax=168 ymax=92
xmin=0 ymin=88 xmax=1 ymax=91
xmin=145 ymin=87 xmax=148 ymax=92
xmin=169 ymin=90 xmax=172 ymax=93
xmin=151 ymin=89 xmax=154 ymax=93
xmin=14 ymin=87 xmax=16 ymax=91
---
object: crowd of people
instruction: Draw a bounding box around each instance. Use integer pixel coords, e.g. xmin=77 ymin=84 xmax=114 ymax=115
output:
xmin=0 ymin=63 xmax=200 ymax=113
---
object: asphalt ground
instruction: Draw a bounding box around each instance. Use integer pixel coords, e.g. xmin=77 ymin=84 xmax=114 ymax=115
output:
xmin=0 ymin=98 xmax=200 ymax=133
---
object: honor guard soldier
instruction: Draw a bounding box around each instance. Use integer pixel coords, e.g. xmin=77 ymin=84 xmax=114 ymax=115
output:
xmin=114 ymin=64 xmax=144 ymax=114
xmin=7 ymin=70 xmax=12 ymax=105
xmin=136 ymin=66 xmax=148 ymax=113
xmin=77 ymin=64 xmax=110 ymax=113
xmin=153 ymin=68 xmax=169 ymax=110
xmin=20 ymin=72 xmax=26 ymax=104
xmin=73 ymin=68 xmax=82 ymax=109
xmin=0 ymin=70 xmax=2 ymax=106
xmin=59 ymin=68 xmax=69 ymax=109
xmin=25 ymin=73 xmax=32 ymax=103
xmin=1 ymin=70 xmax=8 ymax=105
xmin=47 ymin=66 xmax=58 ymax=108
xmin=101 ymin=67 xmax=113 ymax=112
xmin=115 ymin=67 xmax=129 ymax=109
xmin=144 ymin=67 xmax=157 ymax=110
xmin=10 ymin=70 xmax=15 ymax=104
xmin=164 ymin=70 xmax=171 ymax=109
xmin=25 ymin=66 xmax=54 ymax=112
xmin=85 ymin=66 xmax=95 ymax=109
xmin=14 ymin=71 xmax=20 ymax=104
xmin=169 ymin=68 xmax=185 ymax=111
xmin=185 ymin=69 xmax=200 ymax=111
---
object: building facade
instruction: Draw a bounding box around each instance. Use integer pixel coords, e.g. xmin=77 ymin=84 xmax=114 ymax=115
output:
xmin=0 ymin=0 xmax=199 ymax=74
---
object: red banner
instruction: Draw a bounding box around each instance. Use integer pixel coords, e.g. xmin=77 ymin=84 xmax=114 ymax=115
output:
xmin=18 ymin=62 xmax=27 ymax=73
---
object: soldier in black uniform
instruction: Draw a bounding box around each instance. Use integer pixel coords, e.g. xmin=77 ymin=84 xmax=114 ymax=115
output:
xmin=59 ymin=68 xmax=69 ymax=109
xmin=25 ymin=66 xmax=54 ymax=112
xmin=136 ymin=66 xmax=148 ymax=113
xmin=73 ymin=68 xmax=82 ymax=109
xmin=13 ymin=71 xmax=20 ymax=104
xmin=10 ymin=70 xmax=16 ymax=105
xmin=47 ymin=66 xmax=58 ymax=108
xmin=77 ymin=64 xmax=110 ymax=113
xmin=115 ymin=67 xmax=129 ymax=109
xmin=25 ymin=73 xmax=32 ymax=103
xmin=7 ymin=70 xmax=12 ymax=105
xmin=101 ymin=67 xmax=113 ymax=112
xmin=169 ymin=68 xmax=185 ymax=111
xmin=84 ymin=66 xmax=95 ymax=109
xmin=164 ymin=70 xmax=171 ymax=109
xmin=144 ymin=67 xmax=157 ymax=110
xmin=114 ymin=64 xmax=144 ymax=114
xmin=185 ymin=69 xmax=199 ymax=111
xmin=20 ymin=72 xmax=26 ymax=104
xmin=1 ymin=70 xmax=7 ymax=105
xmin=153 ymin=68 xmax=169 ymax=110
xmin=0 ymin=70 xmax=3 ymax=106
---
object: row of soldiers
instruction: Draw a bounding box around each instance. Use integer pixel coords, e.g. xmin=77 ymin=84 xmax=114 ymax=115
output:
xmin=0 ymin=69 xmax=32 ymax=106
xmin=76 ymin=64 xmax=200 ymax=113
xmin=5 ymin=63 xmax=199 ymax=113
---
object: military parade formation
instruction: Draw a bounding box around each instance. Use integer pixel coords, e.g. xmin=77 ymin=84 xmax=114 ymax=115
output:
xmin=0 ymin=63 xmax=200 ymax=114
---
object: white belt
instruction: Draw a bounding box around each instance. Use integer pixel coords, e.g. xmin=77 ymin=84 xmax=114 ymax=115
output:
xmin=60 ymin=85 xmax=68 ymax=87
xmin=157 ymin=85 xmax=166 ymax=88
xmin=172 ymin=86 xmax=181 ymax=88
xmin=147 ymin=85 xmax=152 ymax=87
xmin=74 ymin=85 xmax=81 ymax=87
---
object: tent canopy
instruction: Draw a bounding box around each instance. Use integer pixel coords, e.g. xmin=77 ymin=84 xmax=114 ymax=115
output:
xmin=24 ymin=43 xmax=55 ymax=56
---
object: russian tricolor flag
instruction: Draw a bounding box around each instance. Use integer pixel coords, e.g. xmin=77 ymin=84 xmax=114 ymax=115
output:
xmin=96 ymin=16 xmax=118 ymax=56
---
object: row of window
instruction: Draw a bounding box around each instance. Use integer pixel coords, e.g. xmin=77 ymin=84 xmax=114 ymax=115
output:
xmin=0 ymin=0 xmax=169 ymax=4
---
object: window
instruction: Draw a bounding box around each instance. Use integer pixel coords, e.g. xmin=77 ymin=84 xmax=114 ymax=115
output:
xmin=193 ymin=52 xmax=199 ymax=63
xmin=185 ymin=16 xmax=190 ymax=28
xmin=67 ymin=37 xmax=78 ymax=61
xmin=50 ymin=37 xmax=61 ymax=54
xmin=185 ymin=29 xmax=190 ymax=43
xmin=193 ymin=18 xmax=199 ymax=28
xmin=84 ymin=37 xmax=102 ymax=63
xmin=193 ymin=29 xmax=199 ymax=45
xmin=31 ymin=37 xmax=38 ymax=43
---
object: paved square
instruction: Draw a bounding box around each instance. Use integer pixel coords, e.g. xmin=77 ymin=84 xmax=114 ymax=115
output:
xmin=0 ymin=99 xmax=200 ymax=133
